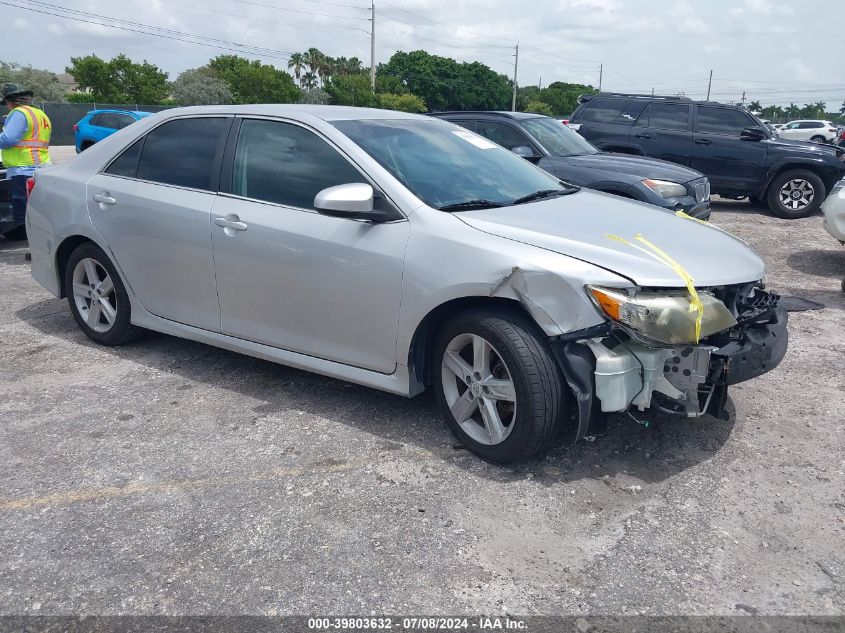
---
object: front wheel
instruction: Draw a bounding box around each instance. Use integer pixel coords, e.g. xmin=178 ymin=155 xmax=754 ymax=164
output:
xmin=810 ymin=135 xmax=826 ymax=144
xmin=766 ymin=169 xmax=825 ymax=219
xmin=64 ymin=242 xmax=141 ymax=346
xmin=433 ymin=307 xmax=565 ymax=463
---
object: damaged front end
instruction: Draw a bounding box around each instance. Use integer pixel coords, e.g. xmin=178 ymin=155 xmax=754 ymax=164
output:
xmin=551 ymin=283 xmax=788 ymax=439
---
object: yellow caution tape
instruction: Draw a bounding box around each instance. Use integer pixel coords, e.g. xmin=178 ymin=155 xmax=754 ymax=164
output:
xmin=606 ymin=232 xmax=704 ymax=342
xmin=675 ymin=210 xmax=710 ymax=225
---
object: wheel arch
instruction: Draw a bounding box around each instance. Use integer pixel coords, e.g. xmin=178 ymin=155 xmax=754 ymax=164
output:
xmin=406 ymin=296 xmax=534 ymax=394
xmin=760 ymin=161 xmax=833 ymax=197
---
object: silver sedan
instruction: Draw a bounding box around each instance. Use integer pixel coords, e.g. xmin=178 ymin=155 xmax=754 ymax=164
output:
xmin=26 ymin=106 xmax=787 ymax=462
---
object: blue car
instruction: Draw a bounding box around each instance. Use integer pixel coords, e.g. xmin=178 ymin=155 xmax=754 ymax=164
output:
xmin=75 ymin=109 xmax=152 ymax=153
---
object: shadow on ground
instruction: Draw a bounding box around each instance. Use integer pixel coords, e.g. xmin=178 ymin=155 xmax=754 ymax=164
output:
xmin=15 ymin=296 xmax=738 ymax=487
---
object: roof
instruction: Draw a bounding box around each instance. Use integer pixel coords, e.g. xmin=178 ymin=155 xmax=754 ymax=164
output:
xmin=430 ymin=110 xmax=544 ymax=120
xmin=579 ymin=92 xmax=743 ymax=107
xmin=154 ymin=104 xmax=426 ymax=122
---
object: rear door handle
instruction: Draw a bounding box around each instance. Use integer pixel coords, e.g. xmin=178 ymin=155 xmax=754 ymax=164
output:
xmin=92 ymin=192 xmax=116 ymax=205
xmin=635 ymin=133 xmax=651 ymax=139
xmin=695 ymin=138 xmax=712 ymax=145
xmin=214 ymin=215 xmax=248 ymax=233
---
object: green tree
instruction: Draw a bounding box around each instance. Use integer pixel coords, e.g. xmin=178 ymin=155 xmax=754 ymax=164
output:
xmin=170 ymin=68 xmax=233 ymax=105
xmin=524 ymin=100 xmax=553 ymax=116
xmin=785 ymin=103 xmax=800 ymax=119
xmin=205 ymin=55 xmax=300 ymax=104
xmin=325 ymin=73 xmax=378 ymax=107
xmin=378 ymin=50 xmax=511 ymax=111
xmin=0 ymin=61 xmax=65 ymax=102
xmin=66 ymin=54 xmax=169 ymax=104
xmin=65 ymin=92 xmax=96 ymax=103
xmin=287 ymin=52 xmax=305 ymax=86
xmin=748 ymin=100 xmax=762 ymax=113
xmin=299 ymin=87 xmax=330 ymax=105
xmin=840 ymin=100 xmax=845 ymax=115
xmin=378 ymin=92 xmax=426 ymax=113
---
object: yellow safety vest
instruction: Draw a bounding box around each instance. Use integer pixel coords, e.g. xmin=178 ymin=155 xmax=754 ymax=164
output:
xmin=1 ymin=105 xmax=51 ymax=167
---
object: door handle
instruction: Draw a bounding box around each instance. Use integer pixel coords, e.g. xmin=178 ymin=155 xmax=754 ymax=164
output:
xmin=695 ymin=138 xmax=713 ymax=145
xmin=92 ymin=192 xmax=116 ymax=205
xmin=214 ymin=215 xmax=248 ymax=232
xmin=635 ymin=133 xmax=651 ymax=139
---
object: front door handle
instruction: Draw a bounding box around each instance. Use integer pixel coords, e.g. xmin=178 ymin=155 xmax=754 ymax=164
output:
xmin=92 ymin=192 xmax=116 ymax=205
xmin=635 ymin=133 xmax=651 ymax=139
xmin=695 ymin=138 xmax=713 ymax=145
xmin=214 ymin=214 xmax=248 ymax=233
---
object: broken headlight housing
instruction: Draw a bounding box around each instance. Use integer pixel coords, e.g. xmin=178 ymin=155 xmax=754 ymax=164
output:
xmin=587 ymin=286 xmax=738 ymax=345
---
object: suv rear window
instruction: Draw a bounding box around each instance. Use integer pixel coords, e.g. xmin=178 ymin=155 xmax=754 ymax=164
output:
xmin=578 ymin=98 xmax=633 ymax=123
xmin=636 ymin=103 xmax=690 ymax=131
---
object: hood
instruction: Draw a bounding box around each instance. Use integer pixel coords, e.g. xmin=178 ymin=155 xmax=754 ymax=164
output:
xmin=561 ymin=152 xmax=703 ymax=183
xmin=458 ymin=190 xmax=765 ymax=287
xmin=765 ymin=136 xmax=844 ymax=158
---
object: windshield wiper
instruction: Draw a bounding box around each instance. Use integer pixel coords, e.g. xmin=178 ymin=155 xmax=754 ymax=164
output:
xmin=511 ymin=187 xmax=578 ymax=205
xmin=438 ymin=199 xmax=505 ymax=211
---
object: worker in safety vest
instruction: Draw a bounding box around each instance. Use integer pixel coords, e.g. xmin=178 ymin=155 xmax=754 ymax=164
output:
xmin=0 ymin=83 xmax=51 ymax=258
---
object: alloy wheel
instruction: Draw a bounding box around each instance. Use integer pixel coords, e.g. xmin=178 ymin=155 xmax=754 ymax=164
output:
xmin=72 ymin=257 xmax=118 ymax=333
xmin=441 ymin=333 xmax=517 ymax=445
xmin=779 ymin=179 xmax=815 ymax=211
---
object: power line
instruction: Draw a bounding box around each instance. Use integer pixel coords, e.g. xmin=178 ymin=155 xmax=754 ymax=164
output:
xmin=378 ymin=0 xmax=515 ymax=45
xmin=226 ymin=0 xmax=370 ymax=20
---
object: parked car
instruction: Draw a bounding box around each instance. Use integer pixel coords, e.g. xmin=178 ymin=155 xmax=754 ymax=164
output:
xmin=569 ymin=93 xmax=845 ymax=218
xmin=27 ymin=105 xmax=788 ymax=462
xmin=777 ymin=120 xmax=838 ymax=144
xmin=820 ymin=177 xmax=845 ymax=292
xmin=430 ymin=111 xmax=711 ymax=219
xmin=74 ymin=109 xmax=152 ymax=152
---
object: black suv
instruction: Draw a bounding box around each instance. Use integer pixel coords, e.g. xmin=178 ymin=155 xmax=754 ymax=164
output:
xmin=430 ymin=111 xmax=711 ymax=218
xmin=569 ymin=93 xmax=845 ymax=219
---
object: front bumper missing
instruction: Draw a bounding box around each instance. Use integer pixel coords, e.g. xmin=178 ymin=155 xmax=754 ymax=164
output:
xmin=551 ymin=298 xmax=788 ymax=439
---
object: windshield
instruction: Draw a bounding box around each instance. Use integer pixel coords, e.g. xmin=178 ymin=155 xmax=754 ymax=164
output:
xmin=332 ymin=118 xmax=573 ymax=209
xmin=520 ymin=117 xmax=599 ymax=157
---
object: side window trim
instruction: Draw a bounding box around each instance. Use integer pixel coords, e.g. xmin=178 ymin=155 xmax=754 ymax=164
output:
xmin=220 ymin=115 xmax=404 ymax=218
xmin=100 ymin=115 xmax=234 ymax=193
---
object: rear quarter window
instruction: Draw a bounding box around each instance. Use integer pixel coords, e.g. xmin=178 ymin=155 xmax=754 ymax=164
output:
xmin=578 ymin=98 xmax=633 ymax=123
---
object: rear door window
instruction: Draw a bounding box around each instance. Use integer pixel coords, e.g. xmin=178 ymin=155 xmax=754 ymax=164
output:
xmin=136 ymin=117 xmax=230 ymax=191
xmin=579 ymin=98 xmax=633 ymax=123
xmin=638 ymin=103 xmax=690 ymax=131
xmin=94 ymin=112 xmax=136 ymax=129
xmin=694 ymin=106 xmax=754 ymax=136
xmin=475 ymin=121 xmax=531 ymax=150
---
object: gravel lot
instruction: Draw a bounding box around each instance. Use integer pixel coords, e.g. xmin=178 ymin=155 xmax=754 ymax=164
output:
xmin=0 ymin=147 xmax=843 ymax=616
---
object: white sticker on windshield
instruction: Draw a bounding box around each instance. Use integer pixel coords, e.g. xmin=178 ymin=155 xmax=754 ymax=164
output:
xmin=452 ymin=130 xmax=498 ymax=149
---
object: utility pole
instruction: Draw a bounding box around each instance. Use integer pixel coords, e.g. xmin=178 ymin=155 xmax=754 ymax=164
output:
xmin=598 ymin=63 xmax=602 ymax=91
xmin=369 ymin=1 xmax=376 ymax=91
xmin=706 ymin=69 xmax=713 ymax=101
xmin=741 ymin=90 xmax=746 ymax=107
xmin=511 ymin=43 xmax=519 ymax=112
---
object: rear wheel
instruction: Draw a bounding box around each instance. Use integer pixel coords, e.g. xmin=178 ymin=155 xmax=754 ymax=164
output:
xmin=810 ymin=135 xmax=826 ymax=144
xmin=433 ymin=307 xmax=565 ymax=463
xmin=64 ymin=242 xmax=141 ymax=346
xmin=766 ymin=169 xmax=825 ymax=219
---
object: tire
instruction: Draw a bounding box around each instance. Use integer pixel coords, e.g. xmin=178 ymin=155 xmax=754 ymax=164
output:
xmin=64 ymin=242 xmax=141 ymax=346
xmin=2 ymin=225 xmax=27 ymax=241
xmin=766 ymin=169 xmax=825 ymax=219
xmin=810 ymin=135 xmax=826 ymax=144
xmin=432 ymin=307 xmax=565 ymax=463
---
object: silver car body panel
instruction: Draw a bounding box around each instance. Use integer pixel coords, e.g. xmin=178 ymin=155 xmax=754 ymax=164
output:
xmin=27 ymin=105 xmax=768 ymax=398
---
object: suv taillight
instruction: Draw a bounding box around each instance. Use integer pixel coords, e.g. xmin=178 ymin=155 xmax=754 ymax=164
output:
xmin=25 ymin=177 xmax=35 ymax=198
xmin=73 ymin=124 xmax=79 ymax=132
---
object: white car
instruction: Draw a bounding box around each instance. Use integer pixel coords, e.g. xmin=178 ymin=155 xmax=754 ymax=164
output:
xmin=820 ymin=178 xmax=845 ymax=292
xmin=777 ymin=120 xmax=838 ymax=143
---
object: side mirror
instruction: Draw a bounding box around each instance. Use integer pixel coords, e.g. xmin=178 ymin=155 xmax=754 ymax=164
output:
xmin=511 ymin=145 xmax=536 ymax=159
xmin=314 ymin=183 xmax=390 ymax=222
xmin=740 ymin=127 xmax=766 ymax=142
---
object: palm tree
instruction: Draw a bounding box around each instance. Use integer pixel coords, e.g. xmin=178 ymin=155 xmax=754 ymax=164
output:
xmin=302 ymin=71 xmax=318 ymax=90
xmin=840 ymin=100 xmax=845 ymax=115
xmin=347 ymin=57 xmax=363 ymax=74
xmin=785 ymin=103 xmax=800 ymax=119
xmin=305 ymin=48 xmax=326 ymax=85
xmin=287 ymin=52 xmax=305 ymax=86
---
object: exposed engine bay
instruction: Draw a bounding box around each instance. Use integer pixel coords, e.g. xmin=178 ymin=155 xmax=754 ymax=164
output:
xmin=553 ymin=283 xmax=788 ymax=439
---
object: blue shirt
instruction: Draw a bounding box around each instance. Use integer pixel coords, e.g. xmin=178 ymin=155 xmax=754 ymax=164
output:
xmin=0 ymin=109 xmax=51 ymax=177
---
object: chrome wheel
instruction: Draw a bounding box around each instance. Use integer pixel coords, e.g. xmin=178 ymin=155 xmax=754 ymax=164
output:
xmin=441 ymin=333 xmax=516 ymax=446
xmin=779 ymin=178 xmax=815 ymax=211
xmin=72 ymin=257 xmax=117 ymax=333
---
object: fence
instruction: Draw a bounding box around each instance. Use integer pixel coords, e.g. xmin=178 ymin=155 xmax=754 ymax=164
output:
xmin=35 ymin=102 xmax=177 ymax=146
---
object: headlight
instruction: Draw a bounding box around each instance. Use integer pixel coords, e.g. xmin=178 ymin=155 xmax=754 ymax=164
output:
xmin=642 ymin=179 xmax=688 ymax=199
xmin=587 ymin=286 xmax=738 ymax=345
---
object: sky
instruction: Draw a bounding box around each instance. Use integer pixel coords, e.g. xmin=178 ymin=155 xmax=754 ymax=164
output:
xmin=4 ymin=0 xmax=844 ymax=109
